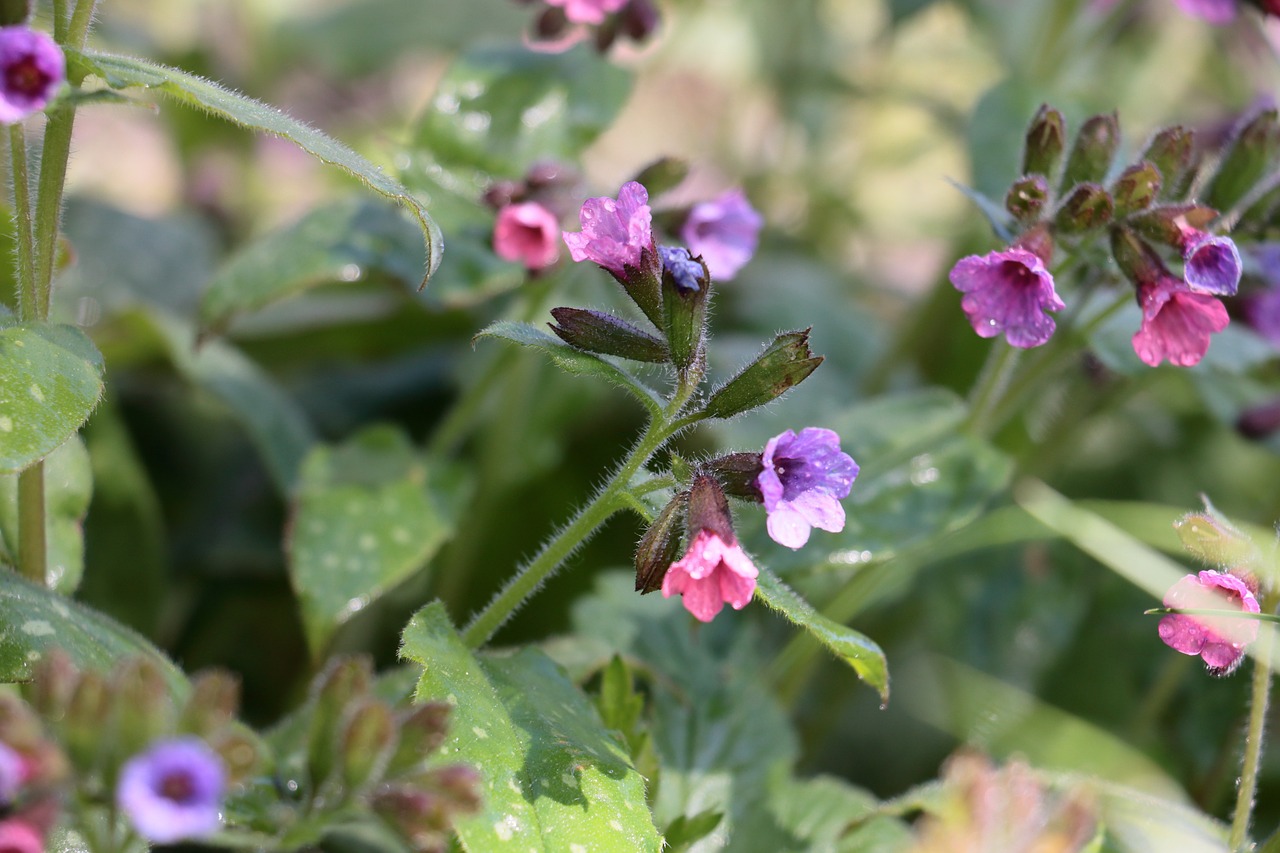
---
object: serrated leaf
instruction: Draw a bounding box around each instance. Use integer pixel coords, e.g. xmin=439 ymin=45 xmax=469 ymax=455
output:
xmin=289 ymin=427 xmax=454 ymax=656
xmin=68 ymin=49 xmax=440 ymax=288
xmin=200 ymin=198 xmax=425 ymax=337
xmin=0 ymin=322 xmax=104 ymax=473
xmin=400 ymin=602 xmax=662 ymax=852
xmin=755 ymin=568 xmax=888 ymax=702
xmin=0 ymin=570 xmax=186 ymax=694
xmin=0 ymin=436 xmax=92 ymax=593
xmin=475 ymin=321 xmax=664 ymax=418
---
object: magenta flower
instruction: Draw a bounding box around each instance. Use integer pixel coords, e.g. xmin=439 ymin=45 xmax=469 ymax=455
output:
xmin=1173 ymin=0 xmax=1237 ymax=23
xmin=948 ymin=248 xmax=1064 ymax=348
xmin=563 ymin=181 xmax=653 ymax=277
xmin=757 ymin=428 xmax=859 ymax=549
xmin=0 ymin=821 xmax=42 ymax=853
xmin=661 ymin=529 xmax=758 ymax=622
xmin=1178 ymin=228 xmax=1241 ymax=296
xmin=0 ymin=27 xmax=64 ymax=124
xmin=1132 ymin=275 xmax=1229 ymax=367
xmin=494 ymin=202 xmax=561 ymax=272
xmin=0 ymin=743 xmax=23 ymax=805
xmin=1159 ymin=570 xmax=1260 ymax=675
xmin=545 ymin=0 xmax=627 ymax=24
xmin=117 ymin=738 xmax=225 ymax=844
xmin=680 ymin=189 xmax=764 ymax=281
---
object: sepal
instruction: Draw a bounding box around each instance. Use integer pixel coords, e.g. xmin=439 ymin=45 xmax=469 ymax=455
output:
xmin=1207 ymin=107 xmax=1280 ymax=211
xmin=1110 ymin=161 xmax=1162 ymax=216
xmin=1139 ymin=126 xmax=1195 ymax=200
xmin=549 ymin=307 xmax=669 ymax=362
xmin=701 ymin=329 xmax=823 ymax=420
xmin=1060 ymin=112 xmax=1119 ymax=191
xmin=1022 ymin=104 xmax=1066 ymax=180
xmin=634 ymin=492 xmax=687 ymax=594
xmin=704 ymin=452 xmax=765 ymax=502
xmin=1128 ymin=204 xmax=1217 ymax=247
xmin=660 ymin=246 xmax=710 ymax=374
xmin=1005 ymin=174 xmax=1050 ymax=223
xmin=1109 ymin=226 xmax=1165 ymax=286
xmin=1053 ymin=182 xmax=1113 ymax=233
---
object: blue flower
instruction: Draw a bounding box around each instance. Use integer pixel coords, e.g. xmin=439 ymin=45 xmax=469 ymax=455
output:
xmin=658 ymin=245 xmax=705 ymax=293
xmin=117 ymin=738 xmax=225 ymax=844
xmin=757 ymin=428 xmax=858 ymax=549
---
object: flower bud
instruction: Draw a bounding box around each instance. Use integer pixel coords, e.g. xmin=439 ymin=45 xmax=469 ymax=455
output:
xmin=701 ymin=329 xmax=823 ymax=420
xmin=1110 ymin=226 xmax=1165 ymax=286
xmin=635 ymin=492 xmax=687 ymax=594
xmin=703 ymin=452 xmax=765 ymax=502
xmin=1005 ymin=174 xmax=1050 ymax=223
xmin=207 ymin=726 xmax=263 ymax=787
xmin=1174 ymin=513 xmax=1258 ymax=568
xmin=179 ymin=670 xmax=240 ymax=739
xmin=1139 ymin=126 xmax=1195 ymax=200
xmin=111 ymin=658 xmax=174 ymax=761
xmin=1128 ymin=204 xmax=1217 ymax=248
xmin=548 ymin=307 xmax=669 ymax=363
xmin=63 ymin=670 xmax=110 ymax=772
xmin=1110 ymin=161 xmax=1162 ymax=216
xmin=1053 ymin=182 xmax=1113 ymax=233
xmin=1060 ymin=113 xmax=1119 ymax=192
xmin=687 ymin=474 xmax=734 ymax=544
xmin=0 ymin=695 xmax=42 ymax=753
xmin=385 ymin=702 xmax=451 ymax=779
xmin=23 ymin=650 xmax=77 ymax=720
xmin=1022 ymin=105 xmax=1066 ymax=180
xmin=660 ymin=246 xmax=710 ymax=375
xmin=307 ymin=656 xmax=373 ymax=794
xmin=1207 ymin=107 xmax=1280 ymax=211
xmin=342 ymin=700 xmax=396 ymax=795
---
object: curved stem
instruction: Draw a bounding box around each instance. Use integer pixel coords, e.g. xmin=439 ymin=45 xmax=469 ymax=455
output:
xmin=8 ymin=125 xmax=34 ymax=321
xmin=963 ymin=341 xmax=1021 ymax=437
xmin=1230 ymin=627 xmax=1272 ymax=850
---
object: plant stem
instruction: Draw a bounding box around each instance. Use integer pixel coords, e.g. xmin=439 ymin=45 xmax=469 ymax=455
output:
xmin=963 ymin=341 xmax=1021 ymax=436
xmin=1230 ymin=627 xmax=1273 ymax=851
xmin=461 ymin=418 xmax=675 ymax=648
xmin=8 ymin=125 xmax=34 ymax=320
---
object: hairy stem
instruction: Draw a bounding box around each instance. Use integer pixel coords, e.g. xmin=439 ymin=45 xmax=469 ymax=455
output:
xmin=1230 ymin=627 xmax=1272 ymax=850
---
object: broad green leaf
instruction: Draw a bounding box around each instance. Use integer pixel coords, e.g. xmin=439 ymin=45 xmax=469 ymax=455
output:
xmin=476 ymin=321 xmax=664 ymax=418
xmin=0 ymin=436 xmax=92 ymax=593
xmin=199 ymin=198 xmax=425 ymax=338
xmin=410 ymin=44 xmax=631 ymax=179
xmin=68 ymin=49 xmax=441 ymax=288
xmin=400 ymin=602 xmax=662 ymax=852
xmin=289 ymin=427 xmax=454 ymax=656
xmin=0 ymin=322 xmax=104 ymax=473
xmin=755 ymin=568 xmax=888 ymax=703
xmin=1088 ymin=779 xmax=1228 ymax=853
xmin=0 ymin=570 xmax=186 ymax=694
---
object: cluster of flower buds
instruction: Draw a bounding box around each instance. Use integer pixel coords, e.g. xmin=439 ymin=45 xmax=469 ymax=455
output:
xmin=483 ymin=161 xmax=583 ymax=274
xmin=1158 ymin=508 xmax=1271 ymax=676
xmin=299 ymin=656 xmax=481 ymax=852
xmin=0 ymin=15 xmax=65 ymax=125
xmin=950 ymin=104 xmax=1251 ymax=367
xmin=559 ymin=181 xmax=857 ymax=621
xmin=515 ymin=0 xmax=660 ymax=54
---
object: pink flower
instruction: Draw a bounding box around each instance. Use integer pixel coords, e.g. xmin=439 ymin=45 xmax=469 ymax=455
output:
xmin=661 ymin=529 xmax=758 ymax=623
xmin=545 ymin=0 xmax=627 ymax=25
xmin=562 ymin=181 xmax=653 ymax=277
xmin=0 ymin=821 xmax=42 ymax=853
xmin=493 ymin=202 xmax=561 ymax=271
xmin=0 ymin=27 xmax=64 ymax=124
xmin=1159 ymin=570 xmax=1260 ymax=675
xmin=679 ymin=189 xmax=764 ymax=281
xmin=757 ymin=428 xmax=858 ymax=549
xmin=1173 ymin=0 xmax=1237 ymax=23
xmin=1131 ymin=276 xmax=1229 ymax=367
xmin=948 ymin=248 xmax=1064 ymax=348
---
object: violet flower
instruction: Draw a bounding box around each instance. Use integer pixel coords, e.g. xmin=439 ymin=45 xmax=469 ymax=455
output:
xmin=948 ymin=248 xmax=1064 ymax=348
xmin=680 ymin=189 xmax=764 ymax=281
xmin=563 ymin=181 xmax=653 ymax=277
xmin=494 ymin=202 xmax=561 ymax=272
xmin=0 ymin=743 xmax=22 ymax=806
xmin=1132 ymin=275 xmax=1229 ymax=367
xmin=659 ymin=245 xmax=705 ymax=293
xmin=757 ymin=428 xmax=859 ymax=549
xmin=545 ymin=0 xmax=627 ymax=25
xmin=117 ymin=738 xmax=226 ymax=844
xmin=661 ymin=529 xmax=758 ymax=622
xmin=0 ymin=27 xmax=64 ymax=124
xmin=1178 ymin=229 xmax=1241 ymax=296
xmin=1173 ymin=0 xmax=1238 ymax=23
xmin=0 ymin=821 xmax=42 ymax=853
xmin=1158 ymin=570 xmax=1260 ymax=675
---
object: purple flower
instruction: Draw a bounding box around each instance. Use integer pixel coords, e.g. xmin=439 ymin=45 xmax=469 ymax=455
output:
xmin=1173 ymin=0 xmax=1237 ymax=23
xmin=948 ymin=248 xmax=1065 ymax=348
xmin=1245 ymin=287 xmax=1280 ymax=347
xmin=1159 ymin=570 xmax=1260 ymax=675
xmin=757 ymin=428 xmax=859 ymax=549
xmin=1132 ymin=275 xmax=1229 ymax=367
xmin=494 ymin=202 xmax=560 ymax=271
xmin=117 ymin=738 xmax=225 ymax=844
xmin=661 ymin=529 xmax=758 ymax=622
xmin=0 ymin=27 xmax=64 ymax=124
xmin=562 ymin=181 xmax=653 ymax=276
xmin=545 ymin=0 xmax=628 ymax=25
xmin=0 ymin=743 xmax=23 ymax=806
xmin=659 ymin=245 xmax=705 ymax=292
xmin=0 ymin=821 xmax=42 ymax=853
xmin=1178 ymin=228 xmax=1241 ymax=296
xmin=679 ymin=189 xmax=764 ymax=281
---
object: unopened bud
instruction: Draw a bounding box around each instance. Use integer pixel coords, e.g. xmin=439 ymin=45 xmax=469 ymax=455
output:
xmin=0 ymin=695 xmax=42 ymax=753
xmin=1061 ymin=113 xmax=1120 ymax=191
xmin=63 ymin=670 xmax=110 ymax=772
xmin=1207 ymin=108 xmax=1280 ymax=211
xmin=1110 ymin=226 xmax=1166 ymax=286
xmin=208 ymin=726 xmax=263 ymax=787
xmin=1128 ymin=203 xmax=1217 ymax=248
xmin=1053 ymin=182 xmax=1113 ymax=233
xmin=701 ymin=329 xmax=823 ymax=420
xmin=634 ymin=492 xmax=687 ymax=595
xmin=703 ymin=453 xmax=765 ymax=502
xmin=549 ymin=307 xmax=669 ymax=363
xmin=1174 ymin=513 xmax=1258 ymax=568
xmin=659 ymin=246 xmax=710 ymax=376
xmin=179 ymin=670 xmax=240 ymax=738
xmin=1110 ymin=161 xmax=1162 ymax=216
xmin=1022 ymin=105 xmax=1066 ymax=180
xmin=307 ymin=656 xmax=373 ymax=793
xmin=342 ymin=700 xmax=396 ymax=795
xmin=111 ymin=658 xmax=174 ymax=759
xmin=1140 ymin=126 xmax=1195 ymax=200
xmin=481 ymin=180 xmax=522 ymax=210
xmin=385 ymin=702 xmax=451 ymax=779
xmin=687 ymin=474 xmax=734 ymax=544
xmin=24 ymin=650 xmax=77 ymax=720
xmin=1005 ymin=174 xmax=1050 ymax=223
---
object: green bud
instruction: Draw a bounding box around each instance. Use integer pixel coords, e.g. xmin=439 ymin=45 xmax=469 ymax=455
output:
xmin=548 ymin=308 xmax=669 ymax=363
xmin=179 ymin=669 xmax=241 ymax=738
xmin=615 ymin=246 xmax=664 ymax=329
xmin=1053 ymin=182 xmax=1113 ymax=233
xmin=704 ymin=452 xmax=765 ymax=502
xmin=1022 ymin=104 xmax=1066 ymax=180
xmin=1128 ymin=203 xmax=1217 ymax=247
xmin=24 ymin=649 xmax=78 ymax=720
xmin=701 ymin=329 xmax=823 ymax=420
xmin=1005 ymin=174 xmax=1050 ymax=223
xmin=64 ymin=670 xmax=111 ymax=773
xmin=0 ymin=0 xmax=29 ymax=26
xmin=1061 ymin=113 xmax=1120 ymax=192
xmin=342 ymin=699 xmax=397 ymax=795
xmin=669 ymin=452 xmax=693 ymax=485
xmin=385 ymin=702 xmax=451 ymax=779
xmin=687 ymin=474 xmax=734 ymax=543
xmin=111 ymin=658 xmax=175 ymax=761
xmin=307 ymin=655 xmax=373 ymax=794
xmin=1207 ymin=108 xmax=1280 ymax=212
xmin=661 ymin=250 xmax=710 ymax=375
xmin=0 ymin=693 xmax=43 ymax=752
xmin=630 ymin=156 xmax=689 ymax=199
xmin=1110 ymin=161 xmax=1162 ymax=216
xmin=1139 ymin=126 xmax=1195 ymax=200
xmin=208 ymin=725 xmax=264 ymax=787
xmin=1109 ymin=226 xmax=1165 ymax=286
xmin=634 ymin=492 xmax=687 ymax=594
xmin=1174 ymin=512 xmax=1258 ymax=568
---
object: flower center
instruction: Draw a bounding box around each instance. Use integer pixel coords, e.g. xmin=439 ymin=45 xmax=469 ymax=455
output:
xmin=159 ymin=769 xmax=198 ymax=804
xmin=998 ymin=259 xmax=1035 ymax=286
xmin=5 ymin=56 xmax=49 ymax=99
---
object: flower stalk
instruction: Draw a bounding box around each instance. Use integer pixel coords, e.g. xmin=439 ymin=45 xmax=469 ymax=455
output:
xmin=1230 ymin=623 xmax=1272 ymax=851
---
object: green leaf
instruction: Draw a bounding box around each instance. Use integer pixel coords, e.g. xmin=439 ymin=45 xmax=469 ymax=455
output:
xmin=410 ymin=44 xmax=631 ymax=179
xmin=400 ymin=602 xmax=662 ymax=852
xmin=755 ymin=568 xmax=888 ymax=703
xmin=0 ymin=570 xmax=186 ymax=694
xmin=0 ymin=436 xmax=92 ymax=593
xmin=68 ymin=49 xmax=441 ymax=288
xmin=476 ymin=321 xmax=664 ymax=418
xmin=200 ymin=198 xmax=426 ymax=338
xmin=1089 ymin=779 xmax=1228 ymax=853
xmin=0 ymin=322 xmax=105 ymax=473
xmin=289 ymin=427 xmax=454 ymax=656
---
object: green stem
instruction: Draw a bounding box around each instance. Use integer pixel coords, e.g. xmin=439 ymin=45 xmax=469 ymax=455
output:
xmin=963 ymin=341 xmax=1021 ymax=436
xmin=30 ymin=107 xmax=74 ymax=319
xmin=1230 ymin=627 xmax=1272 ymax=851
xmin=8 ymin=125 xmax=34 ymax=320
xmin=52 ymin=0 xmax=69 ymax=42
xmin=16 ymin=466 xmax=45 ymax=584
xmin=461 ymin=418 xmax=675 ymax=648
